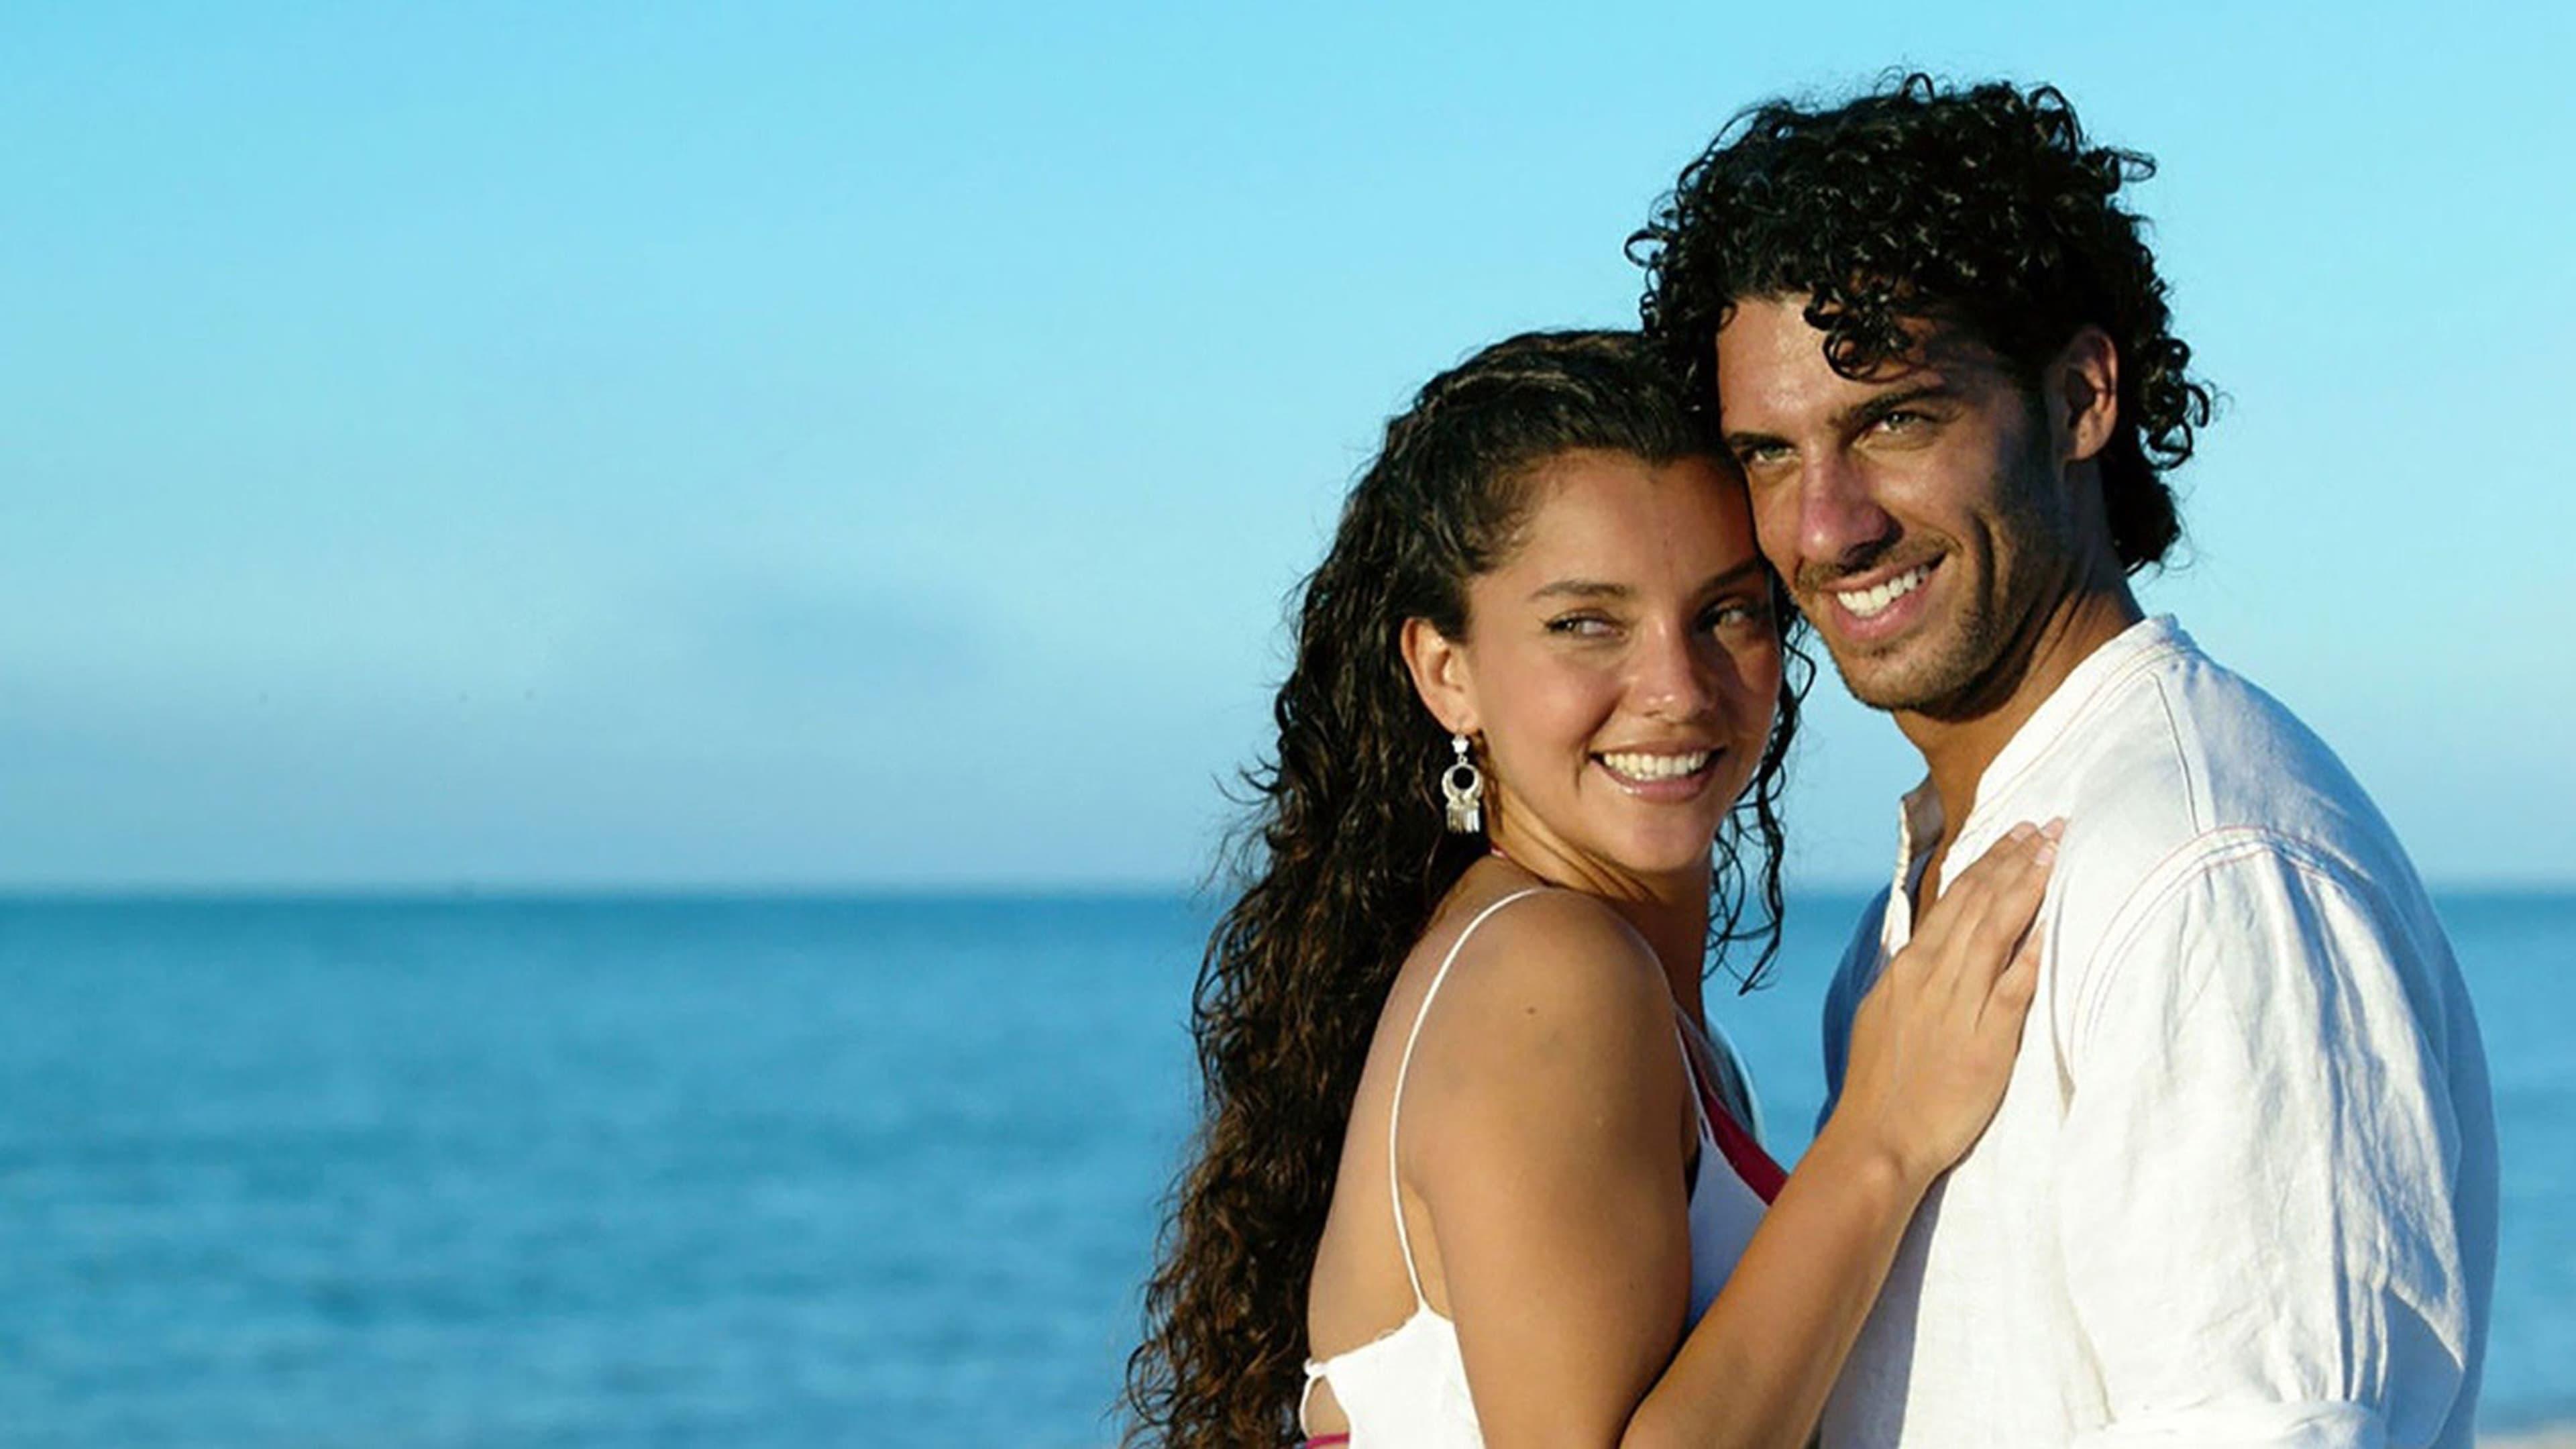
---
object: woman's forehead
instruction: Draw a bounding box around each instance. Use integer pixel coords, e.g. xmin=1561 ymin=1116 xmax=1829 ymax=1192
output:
xmin=1491 ymin=451 xmax=1759 ymax=584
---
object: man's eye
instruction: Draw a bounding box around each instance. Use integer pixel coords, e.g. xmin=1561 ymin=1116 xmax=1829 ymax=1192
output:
xmin=1875 ymin=410 xmax=1929 ymax=433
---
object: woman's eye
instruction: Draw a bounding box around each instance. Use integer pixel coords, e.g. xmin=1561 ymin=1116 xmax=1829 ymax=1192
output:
xmin=1546 ymin=614 xmax=1616 ymax=638
xmin=1703 ymin=598 xmax=1772 ymax=631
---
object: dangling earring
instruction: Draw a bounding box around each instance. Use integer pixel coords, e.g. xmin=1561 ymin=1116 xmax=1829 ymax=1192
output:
xmin=1442 ymin=733 xmax=1485 ymax=835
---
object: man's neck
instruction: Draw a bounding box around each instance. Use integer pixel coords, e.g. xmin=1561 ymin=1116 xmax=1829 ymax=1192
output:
xmin=1900 ymin=580 xmax=2144 ymax=858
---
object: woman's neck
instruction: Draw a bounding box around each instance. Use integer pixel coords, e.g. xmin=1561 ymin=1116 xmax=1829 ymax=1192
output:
xmin=1483 ymin=841 xmax=1709 ymax=1022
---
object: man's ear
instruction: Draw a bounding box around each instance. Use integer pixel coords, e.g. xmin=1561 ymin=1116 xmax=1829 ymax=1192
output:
xmin=2051 ymin=326 xmax=2121 ymax=466
xmin=1399 ymin=616 xmax=1475 ymax=736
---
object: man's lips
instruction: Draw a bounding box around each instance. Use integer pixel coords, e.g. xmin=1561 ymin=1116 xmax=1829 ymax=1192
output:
xmin=1827 ymin=559 xmax=1935 ymax=621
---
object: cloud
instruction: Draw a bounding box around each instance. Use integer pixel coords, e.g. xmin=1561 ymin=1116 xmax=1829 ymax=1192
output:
xmin=548 ymin=573 xmax=1005 ymax=737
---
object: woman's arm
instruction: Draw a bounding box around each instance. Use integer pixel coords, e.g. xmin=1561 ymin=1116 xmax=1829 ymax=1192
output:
xmin=1627 ymin=820 xmax=2057 ymax=1448
xmin=1413 ymin=824 xmax=2058 ymax=1449
xmin=1400 ymin=888 xmax=1713 ymax=1440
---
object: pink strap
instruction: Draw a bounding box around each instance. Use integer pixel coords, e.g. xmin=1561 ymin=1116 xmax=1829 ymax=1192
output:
xmin=1699 ymin=1073 xmax=1786 ymax=1201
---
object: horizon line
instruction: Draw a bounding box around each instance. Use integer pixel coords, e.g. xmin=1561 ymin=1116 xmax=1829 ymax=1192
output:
xmin=1 ymin=877 xmax=2571 ymax=904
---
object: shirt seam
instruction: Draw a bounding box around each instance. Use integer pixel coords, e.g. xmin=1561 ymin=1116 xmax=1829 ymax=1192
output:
xmin=2068 ymin=826 xmax=2377 ymax=1060
xmin=1945 ymin=630 xmax=2192 ymax=876
xmin=2149 ymin=676 xmax=2204 ymax=837
xmin=1976 ymin=629 xmax=2190 ymax=806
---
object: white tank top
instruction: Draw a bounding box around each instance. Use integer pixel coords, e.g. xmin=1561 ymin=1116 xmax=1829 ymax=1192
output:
xmin=1297 ymin=889 xmax=1777 ymax=1447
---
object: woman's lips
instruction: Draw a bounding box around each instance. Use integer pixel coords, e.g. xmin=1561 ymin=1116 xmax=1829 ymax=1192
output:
xmin=1594 ymin=749 xmax=1721 ymax=801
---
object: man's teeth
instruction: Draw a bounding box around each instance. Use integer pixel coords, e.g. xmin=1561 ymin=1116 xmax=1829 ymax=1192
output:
xmin=1834 ymin=564 xmax=1930 ymax=619
xmin=1599 ymin=751 xmax=1710 ymax=781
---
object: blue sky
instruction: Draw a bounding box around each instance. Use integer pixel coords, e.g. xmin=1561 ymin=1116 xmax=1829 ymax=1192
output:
xmin=3 ymin=1 xmax=2571 ymax=890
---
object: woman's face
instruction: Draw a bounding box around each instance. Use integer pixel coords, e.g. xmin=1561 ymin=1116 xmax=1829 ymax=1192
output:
xmin=1412 ymin=448 xmax=1782 ymax=894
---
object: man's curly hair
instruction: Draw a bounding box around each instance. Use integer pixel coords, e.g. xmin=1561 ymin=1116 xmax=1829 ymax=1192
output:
xmin=1630 ymin=73 xmax=2214 ymax=574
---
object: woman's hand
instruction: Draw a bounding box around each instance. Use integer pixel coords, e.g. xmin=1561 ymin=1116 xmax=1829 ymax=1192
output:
xmin=1829 ymin=820 xmax=2061 ymax=1189
xmin=1618 ymin=822 xmax=2063 ymax=1449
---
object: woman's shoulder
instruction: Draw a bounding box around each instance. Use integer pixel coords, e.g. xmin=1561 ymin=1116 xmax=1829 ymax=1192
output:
xmin=1437 ymin=881 xmax=1661 ymax=985
xmin=1393 ymin=879 xmax=1691 ymax=1195
xmin=1404 ymin=882 xmax=1678 ymax=1092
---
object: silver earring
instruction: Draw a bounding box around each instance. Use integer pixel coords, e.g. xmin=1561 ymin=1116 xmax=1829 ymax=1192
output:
xmin=1441 ymin=733 xmax=1484 ymax=835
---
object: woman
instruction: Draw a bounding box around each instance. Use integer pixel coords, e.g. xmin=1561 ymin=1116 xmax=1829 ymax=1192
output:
xmin=1125 ymin=331 xmax=2052 ymax=1447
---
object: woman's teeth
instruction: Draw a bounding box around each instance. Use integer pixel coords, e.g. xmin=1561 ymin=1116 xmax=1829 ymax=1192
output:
xmin=1599 ymin=751 xmax=1710 ymax=781
xmin=1835 ymin=563 xmax=1930 ymax=619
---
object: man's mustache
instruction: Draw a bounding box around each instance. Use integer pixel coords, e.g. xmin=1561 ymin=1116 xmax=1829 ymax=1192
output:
xmin=1794 ymin=540 xmax=1938 ymax=597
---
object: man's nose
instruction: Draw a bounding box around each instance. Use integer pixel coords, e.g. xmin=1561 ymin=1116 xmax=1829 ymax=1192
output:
xmin=1795 ymin=454 xmax=1898 ymax=570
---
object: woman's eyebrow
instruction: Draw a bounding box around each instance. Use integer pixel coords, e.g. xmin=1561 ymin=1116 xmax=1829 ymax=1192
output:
xmin=1531 ymin=559 xmax=1766 ymax=604
xmin=1698 ymin=559 xmax=1768 ymax=592
xmin=1527 ymin=578 xmax=1631 ymax=602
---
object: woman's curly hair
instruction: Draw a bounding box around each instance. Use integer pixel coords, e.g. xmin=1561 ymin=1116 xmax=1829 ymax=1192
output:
xmin=1121 ymin=330 xmax=1811 ymax=1446
xmin=1629 ymin=73 xmax=2215 ymax=573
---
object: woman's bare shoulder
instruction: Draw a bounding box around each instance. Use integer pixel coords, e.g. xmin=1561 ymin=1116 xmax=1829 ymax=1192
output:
xmin=1403 ymin=885 xmax=1680 ymax=1112
xmin=1437 ymin=884 xmax=1663 ymax=996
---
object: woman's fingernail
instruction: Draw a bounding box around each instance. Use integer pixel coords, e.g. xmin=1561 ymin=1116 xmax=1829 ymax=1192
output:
xmin=2041 ymin=818 xmax=2068 ymax=839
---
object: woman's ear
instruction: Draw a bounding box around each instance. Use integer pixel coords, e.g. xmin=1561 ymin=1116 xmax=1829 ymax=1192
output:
xmin=1399 ymin=617 xmax=1475 ymax=736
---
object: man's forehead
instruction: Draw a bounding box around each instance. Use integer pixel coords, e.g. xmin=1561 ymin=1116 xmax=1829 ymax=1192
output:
xmin=1714 ymin=296 xmax=2012 ymax=417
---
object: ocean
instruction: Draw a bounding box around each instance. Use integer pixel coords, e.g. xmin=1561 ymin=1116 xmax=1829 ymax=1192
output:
xmin=0 ymin=890 xmax=2565 ymax=1447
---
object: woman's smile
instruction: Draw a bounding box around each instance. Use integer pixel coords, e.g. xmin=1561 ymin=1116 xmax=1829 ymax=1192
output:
xmin=1418 ymin=447 xmax=1783 ymax=885
xmin=1593 ymin=747 xmax=1725 ymax=800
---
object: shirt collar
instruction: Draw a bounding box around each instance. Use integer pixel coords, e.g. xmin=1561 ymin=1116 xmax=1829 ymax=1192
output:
xmin=1886 ymin=614 xmax=2192 ymax=898
xmin=1975 ymin=614 xmax=2190 ymax=809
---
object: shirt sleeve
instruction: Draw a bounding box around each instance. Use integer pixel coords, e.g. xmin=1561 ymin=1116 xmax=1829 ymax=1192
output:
xmin=2053 ymin=835 xmax=2481 ymax=1449
xmin=1815 ymin=888 xmax=1892 ymax=1137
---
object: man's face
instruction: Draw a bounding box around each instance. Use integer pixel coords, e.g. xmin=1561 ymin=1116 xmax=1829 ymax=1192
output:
xmin=1713 ymin=294 xmax=2078 ymax=718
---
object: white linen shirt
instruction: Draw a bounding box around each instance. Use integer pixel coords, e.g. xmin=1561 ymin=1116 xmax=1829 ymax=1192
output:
xmin=1817 ymin=618 xmax=2497 ymax=1449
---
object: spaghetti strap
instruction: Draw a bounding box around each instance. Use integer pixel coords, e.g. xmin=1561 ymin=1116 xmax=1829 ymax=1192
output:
xmin=1674 ymin=1022 xmax=1715 ymax=1139
xmin=1384 ymin=887 xmax=1550 ymax=1307
xmin=1678 ymin=1018 xmax=1789 ymax=1204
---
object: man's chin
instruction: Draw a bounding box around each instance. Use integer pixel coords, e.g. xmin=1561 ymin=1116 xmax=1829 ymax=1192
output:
xmin=1825 ymin=635 xmax=1976 ymax=714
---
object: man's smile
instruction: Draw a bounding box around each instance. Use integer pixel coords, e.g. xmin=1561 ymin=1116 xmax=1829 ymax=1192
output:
xmin=1804 ymin=553 xmax=1945 ymax=648
xmin=1834 ymin=561 xmax=1934 ymax=619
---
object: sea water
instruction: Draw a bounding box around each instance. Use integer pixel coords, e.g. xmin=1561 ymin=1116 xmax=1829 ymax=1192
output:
xmin=0 ymin=892 xmax=2567 ymax=1446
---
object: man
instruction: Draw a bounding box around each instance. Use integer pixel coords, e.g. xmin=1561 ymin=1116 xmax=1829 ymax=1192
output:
xmin=1632 ymin=76 xmax=2497 ymax=1447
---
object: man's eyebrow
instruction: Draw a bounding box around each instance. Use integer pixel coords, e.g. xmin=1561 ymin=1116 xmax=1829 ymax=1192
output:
xmin=1837 ymin=382 xmax=1957 ymax=435
xmin=1723 ymin=382 xmax=1962 ymax=455
xmin=1528 ymin=578 xmax=1632 ymax=602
